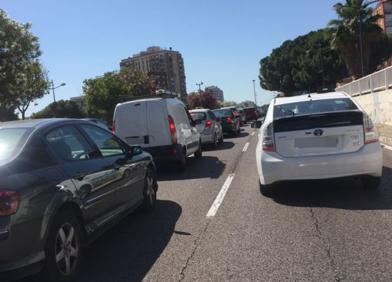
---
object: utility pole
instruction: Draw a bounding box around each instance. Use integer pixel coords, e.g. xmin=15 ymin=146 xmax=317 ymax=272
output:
xmin=252 ymin=79 xmax=257 ymax=107
xmin=196 ymin=81 xmax=203 ymax=107
xmin=359 ymin=9 xmax=364 ymax=77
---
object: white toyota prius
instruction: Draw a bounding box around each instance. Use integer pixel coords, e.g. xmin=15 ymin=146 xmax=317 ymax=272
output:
xmin=256 ymin=92 xmax=383 ymax=193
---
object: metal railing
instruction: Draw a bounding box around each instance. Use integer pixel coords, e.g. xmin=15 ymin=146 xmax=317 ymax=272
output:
xmin=336 ymin=66 xmax=392 ymax=96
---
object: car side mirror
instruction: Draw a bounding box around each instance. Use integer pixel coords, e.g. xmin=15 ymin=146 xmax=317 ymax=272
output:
xmin=251 ymin=120 xmax=262 ymax=128
xmin=129 ymin=146 xmax=143 ymax=157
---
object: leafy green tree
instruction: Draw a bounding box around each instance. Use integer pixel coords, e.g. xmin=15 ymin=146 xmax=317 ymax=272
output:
xmin=329 ymin=0 xmax=391 ymax=77
xmin=31 ymin=100 xmax=86 ymax=119
xmin=188 ymin=91 xmax=219 ymax=109
xmin=259 ymin=29 xmax=348 ymax=95
xmin=84 ymin=69 xmax=155 ymax=122
xmin=16 ymin=61 xmax=49 ymax=120
xmin=0 ymin=9 xmax=41 ymax=117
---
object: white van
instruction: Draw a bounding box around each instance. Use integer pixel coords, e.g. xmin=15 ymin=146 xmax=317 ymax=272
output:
xmin=113 ymin=96 xmax=202 ymax=167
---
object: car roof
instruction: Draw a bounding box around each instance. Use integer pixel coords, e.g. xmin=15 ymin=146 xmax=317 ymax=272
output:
xmin=274 ymin=92 xmax=349 ymax=106
xmin=190 ymin=109 xmax=209 ymax=113
xmin=0 ymin=118 xmax=85 ymax=129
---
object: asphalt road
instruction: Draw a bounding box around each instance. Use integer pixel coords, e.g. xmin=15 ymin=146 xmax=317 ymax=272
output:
xmin=24 ymin=125 xmax=392 ymax=281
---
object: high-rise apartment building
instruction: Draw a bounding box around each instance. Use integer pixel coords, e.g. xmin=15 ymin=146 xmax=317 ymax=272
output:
xmin=374 ymin=1 xmax=392 ymax=37
xmin=120 ymin=47 xmax=187 ymax=102
xmin=205 ymin=86 xmax=224 ymax=102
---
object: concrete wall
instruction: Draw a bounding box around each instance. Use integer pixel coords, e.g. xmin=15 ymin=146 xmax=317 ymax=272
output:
xmin=354 ymin=89 xmax=392 ymax=146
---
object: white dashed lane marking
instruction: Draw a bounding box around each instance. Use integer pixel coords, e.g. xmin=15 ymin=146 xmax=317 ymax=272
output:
xmin=206 ymin=174 xmax=235 ymax=217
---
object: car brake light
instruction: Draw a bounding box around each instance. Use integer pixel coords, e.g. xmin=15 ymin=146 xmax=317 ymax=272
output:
xmin=262 ymin=123 xmax=275 ymax=152
xmin=205 ymin=120 xmax=213 ymax=128
xmin=363 ymin=114 xmax=378 ymax=144
xmin=112 ymin=120 xmax=116 ymax=134
xmin=0 ymin=191 xmax=19 ymax=216
xmin=168 ymin=115 xmax=177 ymax=144
xmin=226 ymin=116 xmax=233 ymax=124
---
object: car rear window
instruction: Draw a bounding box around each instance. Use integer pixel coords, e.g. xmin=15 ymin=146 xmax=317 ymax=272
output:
xmin=190 ymin=112 xmax=207 ymax=121
xmin=274 ymin=98 xmax=358 ymax=119
xmin=0 ymin=128 xmax=29 ymax=163
xmin=213 ymin=110 xmax=232 ymax=118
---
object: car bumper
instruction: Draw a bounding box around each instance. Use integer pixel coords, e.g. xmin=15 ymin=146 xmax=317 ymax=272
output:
xmin=143 ymin=144 xmax=184 ymax=162
xmin=0 ymin=217 xmax=45 ymax=280
xmin=222 ymin=124 xmax=236 ymax=133
xmin=200 ymin=132 xmax=215 ymax=144
xmin=257 ymin=142 xmax=383 ymax=185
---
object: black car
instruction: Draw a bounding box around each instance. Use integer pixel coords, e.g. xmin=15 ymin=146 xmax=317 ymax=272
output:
xmin=0 ymin=119 xmax=158 ymax=281
xmin=213 ymin=109 xmax=241 ymax=136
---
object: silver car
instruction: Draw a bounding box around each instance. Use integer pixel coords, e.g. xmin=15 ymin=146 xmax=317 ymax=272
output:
xmin=190 ymin=109 xmax=223 ymax=148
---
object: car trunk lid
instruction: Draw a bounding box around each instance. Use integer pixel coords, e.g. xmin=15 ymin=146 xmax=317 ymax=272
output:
xmin=274 ymin=111 xmax=364 ymax=157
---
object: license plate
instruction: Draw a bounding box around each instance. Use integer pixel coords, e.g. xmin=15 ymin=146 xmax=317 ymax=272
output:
xmin=295 ymin=137 xmax=338 ymax=148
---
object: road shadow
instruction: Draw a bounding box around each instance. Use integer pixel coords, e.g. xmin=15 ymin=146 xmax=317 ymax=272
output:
xmin=262 ymin=166 xmax=392 ymax=211
xmin=74 ymin=200 xmax=182 ymax=282
xmin=224 ymin=131 xmax=249 ymax=139
xmin=157 ymin=156 xmax=225 ymax=181
xmin=203 ymin=141 xmax=235 ymax=151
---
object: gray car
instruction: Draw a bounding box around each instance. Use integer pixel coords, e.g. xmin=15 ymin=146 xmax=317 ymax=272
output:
xmin=0 ymin=119 xmax=158 ymax=281
xmin=190 ymin=109 xmax=223 ymax=148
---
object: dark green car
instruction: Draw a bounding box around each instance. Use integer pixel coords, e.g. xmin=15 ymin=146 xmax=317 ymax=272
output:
xmin=0 ymin=119 xmax=158 ymax=281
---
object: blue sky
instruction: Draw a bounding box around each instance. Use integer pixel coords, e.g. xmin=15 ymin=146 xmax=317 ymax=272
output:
xmin=2 ymin=0 xmax=339 ymax=116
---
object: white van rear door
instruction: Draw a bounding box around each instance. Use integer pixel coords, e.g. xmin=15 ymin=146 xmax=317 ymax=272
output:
xmin=118 ymin=101 xmax=149 ymax=146
xmin=147 ymin=100 xmax=171 ymax=147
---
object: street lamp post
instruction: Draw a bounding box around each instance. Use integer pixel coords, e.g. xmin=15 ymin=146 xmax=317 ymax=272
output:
xmin=196 ymin=81 xmax=203 ymax=107
xmin=49 ymin=80 xmax=66 ymax=103
xmin=252 ymin=79 xmax=257 ymax=107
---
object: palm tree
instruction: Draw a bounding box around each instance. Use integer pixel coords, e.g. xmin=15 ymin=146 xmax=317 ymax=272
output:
xmin=329 ymin=0 xmax=383 ymax=78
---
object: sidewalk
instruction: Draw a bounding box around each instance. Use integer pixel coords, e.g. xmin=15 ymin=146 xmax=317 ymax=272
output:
xmin=377 ymin=124 xmax=392 ymax=147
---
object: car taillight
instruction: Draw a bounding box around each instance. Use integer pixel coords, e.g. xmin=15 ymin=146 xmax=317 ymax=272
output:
xmin=112 ymin=120 xmax=116 ymax=134
xmin=205 ymin=120 xmax=213 ymax=128
xmin=226 ymin=116 xmax=233 ymax=124
xmin=0 ymin=191 xmax=19 ymax=216
xmin=363 ymin=114 xmax=378 ymax=144
xmin=262 ymin=123 xmax=275 ymax=152
xmin=168 ymin=115 xmax=177 ymax=144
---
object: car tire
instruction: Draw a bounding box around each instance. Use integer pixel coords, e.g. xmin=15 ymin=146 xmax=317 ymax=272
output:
xmin=211 ymin=134 xmax=218 ymax=149
xmin=218 ymin=133 xmax=224 ymax=144
xmin=42 ymin=210 xmax=83 ymax=282
xmin=194 ymin=142 xmax=202 ymax=159
xmin=142 ymin=168 xmax=157 ymax=211
xmin=177 ymin=149 xmax=187 ymax=169
xmin=260 ymin=182 xmax=274 ymax=197
xmin=362 ymin=176 xmax=381 ymax=189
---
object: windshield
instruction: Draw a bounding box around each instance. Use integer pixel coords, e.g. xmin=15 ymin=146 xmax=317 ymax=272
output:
xmin=274 ymin=98 xmax=358 ymax=119
xmin=190 ymin=112 xmax=206 ymax=121
xmin=0 ymin=128 xmax=29 ymax=162
xmin=213 ymin=110 xmax=232 ymax=118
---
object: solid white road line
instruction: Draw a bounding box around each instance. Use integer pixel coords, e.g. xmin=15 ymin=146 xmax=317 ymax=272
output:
xmin=251 ymin=132 xmax=255 ymax=136
xmin=242 ymin=142 xmax=250 ymax=152
xmin=206 ymin=173 xmax=235 ymax=218
xmin=382 ymin=143 xmax=392 ymax=151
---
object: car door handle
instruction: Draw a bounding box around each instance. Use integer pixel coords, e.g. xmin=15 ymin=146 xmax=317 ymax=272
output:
xmin=73 ymin=173 xmax=86 ymax=181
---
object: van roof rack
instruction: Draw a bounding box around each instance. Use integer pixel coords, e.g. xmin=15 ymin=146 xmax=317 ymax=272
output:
xmin=120 ymin=90 xmax=180 ymax=102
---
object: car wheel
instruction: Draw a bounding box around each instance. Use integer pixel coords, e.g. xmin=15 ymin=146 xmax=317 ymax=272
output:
xmin=176 ymin=148 xmax=187 ymax=169
xmin=194 ymin=141 xmax=202 ymax=159
xmin=362 ymin=176 xmax=381 ymax=189
xmin=260 ymin=182 xmax=274 ymax=197
xmin=218 ymin=133 xmax=224 ymax=144
xmin=142 ymin=168 xmax=157 ymax=211
xmin=43 ymin=211 xmax=83 ymax=282
xmin=211 ymin=134 xmax=218 ymax=149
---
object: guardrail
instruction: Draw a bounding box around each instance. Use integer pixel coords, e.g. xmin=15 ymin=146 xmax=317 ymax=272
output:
xmin=335 ymin=66 xmax=392 ymax=96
